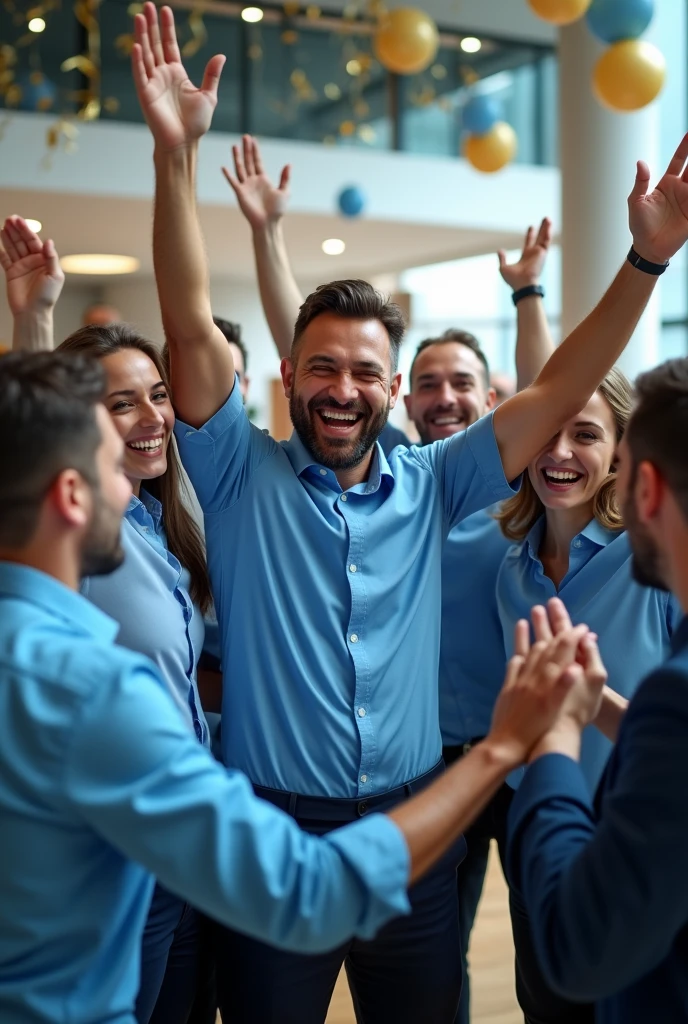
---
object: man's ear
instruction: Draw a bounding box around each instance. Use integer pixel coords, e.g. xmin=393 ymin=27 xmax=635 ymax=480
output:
xmin=281 ymin=357 xmax=294 ymax=399
xmin=389 ymin=372 xmax=402 ymax=409
xmin=48 ymin=469 xmax=92 ymax=530
xmin=635 ymin=460 xmax=664 ymax=523
xmin=485 ymin=387 xmax=498 ymax=412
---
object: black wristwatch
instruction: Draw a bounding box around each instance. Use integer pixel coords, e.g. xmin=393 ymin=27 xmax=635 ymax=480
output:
xmin=627 ymin=246 xmax=669 ymax=276
xmin=512 ymin=284 xmax=545 ymax=306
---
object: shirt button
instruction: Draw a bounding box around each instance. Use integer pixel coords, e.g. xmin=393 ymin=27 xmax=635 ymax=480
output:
xmin=340 ymin=494 xmax=348 ymax=502
xmin=319 ymin=468 xmax=327 ymax=476
xmin=350 ymin=633 xmax=359 ymax=643
xmin=358 ymin=707 xmax=366 ymax=717
xmin=349 ymin=564 xmax=357 ymax=573
xmin=360 ymin=774 xmax=368 ymax=783
xmin=573 ymin=538 xmax=582 ymax=549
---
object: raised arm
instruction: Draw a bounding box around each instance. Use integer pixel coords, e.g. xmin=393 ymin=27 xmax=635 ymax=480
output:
xmin=132 ymin=2 xmax=234 ymax=427
xmin=1 ymin=216 xmax=63 ymax=352
xmin=222 ymin=135 xmax=303 ymax=359
xmin=494 ymin=135 xmax=688 ymax=482
xmin=498 ymin=218 xmax=555 ymax=390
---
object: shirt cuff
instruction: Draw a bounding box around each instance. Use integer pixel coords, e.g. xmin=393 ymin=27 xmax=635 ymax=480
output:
xmin=173 ymin=373 xmax=244 ymax=447
xmin=466 ymin=411 xmax=521 ymax=502
xmin=506 ymin=753 xmax=592 ymax=891
xmin=326 ymin=813 xmax=411 ymax=939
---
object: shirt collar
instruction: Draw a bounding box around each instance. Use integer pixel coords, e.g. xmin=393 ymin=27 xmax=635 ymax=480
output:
xmin=0 ymin=562 xmax=119 ymax=643
xmin=127 ymin=488 xmax=163 ymax=528
xmin=284 ymin=431 xmax=394 ymax=495
xmin=524 ymin=515 xmax=618 ymax=558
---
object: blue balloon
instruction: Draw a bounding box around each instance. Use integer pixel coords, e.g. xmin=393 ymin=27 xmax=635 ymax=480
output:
xmin=586 ymin=0 xmax=654 ymax=44
xmin=16 ymin=72 xmax=57 ymax=112
xmin=338 ymin=186 xmax=366 ymax=218
xmin=462 ymin=94 xmax=500 ymax=137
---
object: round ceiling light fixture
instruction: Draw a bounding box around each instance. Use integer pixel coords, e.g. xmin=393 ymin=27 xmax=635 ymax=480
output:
xmin=60 ymin=253 xmax=140 ymax=275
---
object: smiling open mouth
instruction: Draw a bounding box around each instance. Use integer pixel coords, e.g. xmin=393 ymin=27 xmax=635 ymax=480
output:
xmin=316 ymin=409 xmax=364 ymax=433
xmin=429 ymin=414 xmax=465 ymax=427
xmin=127 ymin=438 xmax=164 ymax=455
xmin=541 ymin=468 xmax=583 ymax=487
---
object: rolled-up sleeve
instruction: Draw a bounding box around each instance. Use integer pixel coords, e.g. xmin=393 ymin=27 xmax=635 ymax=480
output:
xmin=507 ymin=671 xmax=688 ymax=1001
xmin=63 ymin=663 xmax=411 ymax=953
xmin=410 ymin=412 xmax=520 ymax=529
xmin=174 ymin=375 xmax=278 ymax=514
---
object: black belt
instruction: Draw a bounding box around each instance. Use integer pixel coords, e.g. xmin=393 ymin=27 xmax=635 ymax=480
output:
xmin=252 ymin=759 xmax=444 ymax=823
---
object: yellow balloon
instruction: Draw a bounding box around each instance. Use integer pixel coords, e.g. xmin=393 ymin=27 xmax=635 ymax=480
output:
xmin=527 ymin=0 xmax=592 ymax=25
xmin=593 ymin=40 xmax=666 ymax=112
xmin=374 ymin=8 xmax=439 ymax=76
xmin=463 ymin=122 xmax=517 ymax=174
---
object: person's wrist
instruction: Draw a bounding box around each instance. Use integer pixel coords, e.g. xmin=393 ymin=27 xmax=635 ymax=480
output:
xmin=479 ymin=733 xmax=526 ymax=773
xmin=528 ymin=722 xmax=581 ymax=764
xmin=629 ymin=241 xmax=670 ymax=268
xmin=15 ymin=306 xmax=54 ymax=322
xmin=153 ymin=140 xmax=198 ymax=165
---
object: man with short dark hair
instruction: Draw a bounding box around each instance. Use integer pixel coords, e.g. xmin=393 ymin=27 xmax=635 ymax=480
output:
xmin=134 ymin=6 xmax=688 ymax=1019
xmin=507 ymin=358 xmax=688 ymax=1023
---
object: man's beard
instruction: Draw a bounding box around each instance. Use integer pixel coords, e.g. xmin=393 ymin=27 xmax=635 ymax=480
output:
xmin=623 ymin=491 xmax=669 ymax=592
xmin=290 ymin=392 xmax=390 ymax=470
xmin=81 ymin=488 xmax=126 ymax=578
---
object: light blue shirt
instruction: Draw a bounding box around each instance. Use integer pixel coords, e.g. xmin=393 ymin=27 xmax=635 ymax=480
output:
xmin=176 ymin=382 xmax=517 ymax=798
xmin=439 ymin=510 xmax=512 ymax=746
xmin=82 ymin=489 xmax=209 ymax=746
xmin=497 ymin=517 xmax=678 ymax=791
xmin=0 ymin=562 xmax=410 ymax=1024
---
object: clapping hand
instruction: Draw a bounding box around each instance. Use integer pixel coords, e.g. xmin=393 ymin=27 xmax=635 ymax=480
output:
xmin=498 ymin=217 xmax=552 ymax=291
xmin=222 ymin=135 xmax=291 ymax=232
xmin=0 ymin=216 xmax=64 ymax=317
xmin=131 ymin=2 xmax=225 ymax=152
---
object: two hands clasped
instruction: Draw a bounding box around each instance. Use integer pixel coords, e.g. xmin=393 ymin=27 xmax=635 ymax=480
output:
xmin=487 ymin=597 xmax=615 ymax=771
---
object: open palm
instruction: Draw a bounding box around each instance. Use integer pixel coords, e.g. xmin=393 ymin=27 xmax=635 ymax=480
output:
xmin=223 ymin=136 xmax=290 ymax=231
xmin=498 ymin=217 xmax=552 ymax=291
xmin=132 ymin=3 xmax=225 ymax=151
xmin=629 ymin=133 xmax=688 ymax=264
xmin=0 ymin=217 xmax=64 ymax=316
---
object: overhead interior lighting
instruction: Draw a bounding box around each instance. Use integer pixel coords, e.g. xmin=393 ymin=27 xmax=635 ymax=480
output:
xmin=346 ymin=59 xmax=362 ymax=76
xmin=322 ymin=238 xmax=346 ymax=256
xmin=25 ymin=218 xmax=42 ymax=233
xmin=460 ymin=36 xmax=482 ymax=53
xmin=241 ymin=6 xmax=264 ymax=22
xmin=60 ymin=253 xmax=140 ymax=275
xmin=28 ymin=16 xmax=46 ymax=31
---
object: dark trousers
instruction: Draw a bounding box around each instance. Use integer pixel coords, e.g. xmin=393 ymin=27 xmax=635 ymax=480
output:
xmin=135 ymin=882 xmax=201 ymax=1024
xmin=444 ymin=743 xmax=513 ymax=1024
xmin=509 ymin=888 xmax=595 ymax=1024
xmin=215 ymin=761 xmax=466 ymax=1024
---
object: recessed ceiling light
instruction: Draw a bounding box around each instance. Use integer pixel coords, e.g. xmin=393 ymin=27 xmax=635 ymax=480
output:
xmin=25 ymin=218 xmax=42 ymax=233
xmin=60 ymin=254 xmax=140 ymax=275
xmin=241 ymin=6 xmax=264 ymax=22
xmin=460 ymin=36 xmax=482 ymax=53
xmin=28 ymin=16 xmax=46 ymax=32
xmin=322 ymin=238 xmax=346 ymax=256
xmin=346 ymin=59 xmax=362 ymax=76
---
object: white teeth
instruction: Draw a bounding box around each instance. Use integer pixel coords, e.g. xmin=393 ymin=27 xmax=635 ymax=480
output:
xmin=128 ymin=439 xmax=163 ymax=451
xmin=432 ymin=416 xmax=460 ymax=425
xmin=320 ymin=411 xmax=358 ymax=422
xmin=544 ymin=469 xmax=581 ymax=482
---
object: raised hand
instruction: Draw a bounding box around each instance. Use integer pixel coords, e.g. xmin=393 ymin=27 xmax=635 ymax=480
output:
xmin=498 ymin=217 xmax=552 ymax=291
xmin=222 ymin=135 xmax=291 ymax=231
xmin=0 ymin=216 xmax=64 ymax=316
xmin=629 ymin=133 xmax=688 ymax=265
xmin=131 ymin=2 xmax=225 ymax=152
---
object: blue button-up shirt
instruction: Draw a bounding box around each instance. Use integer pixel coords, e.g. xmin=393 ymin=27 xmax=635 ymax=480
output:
xmin=506 ymin=616 xmax=688 ymax=1024
xmin=0 ymin=562 xmax=410 ymax=1024
xmin=497 ymin=517 xmax=678 ymax=791
xmin=176 ymin=383 xmax=517 ymax=797
xmin=378 ymin=421 xmax=411 ymax=455
xmin=439 ymin=510 xmax=512 ymax=746
xmin=81 ymin=489 xmax=209 ymax=746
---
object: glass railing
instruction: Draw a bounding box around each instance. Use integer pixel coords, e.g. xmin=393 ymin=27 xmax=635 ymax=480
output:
xmin=1 ymin=0 xmax=557 ymax=165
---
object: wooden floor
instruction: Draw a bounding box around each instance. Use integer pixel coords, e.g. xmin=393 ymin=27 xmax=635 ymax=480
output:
xmin=325 ymin=845 xmax=520 ymax=1024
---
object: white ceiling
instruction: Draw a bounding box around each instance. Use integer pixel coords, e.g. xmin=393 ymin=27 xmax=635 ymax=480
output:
xmin=0 ymin=188 xmax=526 ymax=283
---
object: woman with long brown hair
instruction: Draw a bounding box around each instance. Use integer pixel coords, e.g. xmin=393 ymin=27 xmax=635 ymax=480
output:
xmin=1 ymin=217 xmax=214 ymax=1024
xmin=496 ymin=367 xmax=679 ymax=1024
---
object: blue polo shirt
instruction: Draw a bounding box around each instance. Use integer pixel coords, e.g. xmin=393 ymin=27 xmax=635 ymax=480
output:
xmin=497 ymin=517 xmax=678 ymax=791
xmin=81 ymin=489 xmax=209 ymax=747
xmin=0 ymin=562 xmax=410 ymax=1024
xmin=175 ymin=381 xmax=517 ymax=797
xmin=507 ymin=616 xmax=688 ymax=1023
xmin=439 ymin=510 xmax=512 ymax=747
